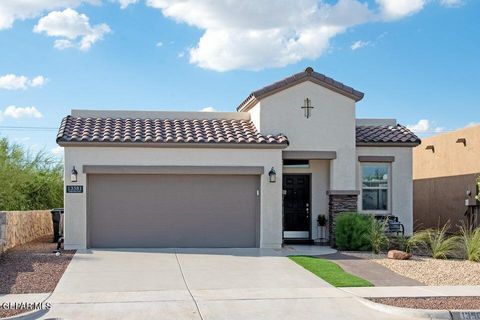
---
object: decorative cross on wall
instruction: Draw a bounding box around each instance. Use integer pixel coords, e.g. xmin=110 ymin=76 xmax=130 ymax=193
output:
xmin=301 ymin=98 xmax=314 ymax=118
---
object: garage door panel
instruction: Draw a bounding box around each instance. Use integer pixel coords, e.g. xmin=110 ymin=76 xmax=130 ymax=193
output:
xmin=88 ymin=174 xmax=259 ymax=248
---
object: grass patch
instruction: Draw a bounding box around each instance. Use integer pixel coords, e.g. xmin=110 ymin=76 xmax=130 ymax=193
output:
xmin=289 ymin=255 xmax=373 ymax=287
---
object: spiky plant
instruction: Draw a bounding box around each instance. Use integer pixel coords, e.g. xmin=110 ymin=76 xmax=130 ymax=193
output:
xmin=366 ymin=217 xmax=389 ymax=254
xmin=394 ymin=234 xmax=417 ymax=253
xmin=459 ymin=223 xmax=480 ymax=262
xmin=409 ymin=222 xmax=460 ymax=259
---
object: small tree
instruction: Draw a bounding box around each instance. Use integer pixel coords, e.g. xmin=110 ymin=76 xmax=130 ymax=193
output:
xmin=0 ymin=136 xmax=63 ymax=210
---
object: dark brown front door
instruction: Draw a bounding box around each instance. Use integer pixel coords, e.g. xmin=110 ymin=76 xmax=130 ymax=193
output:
xmin=283 ymin=175 xmax=310 ymax=240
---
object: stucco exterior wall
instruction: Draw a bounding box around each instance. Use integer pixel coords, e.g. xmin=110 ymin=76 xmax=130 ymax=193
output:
xmin=356 ymin=147 xmax=414 ymax=234
xmin=64 ymin=147 xmax=283 ymax=250
xmin=252 ymin=81 xmax=357 ymax=191
xmin=413 ymin=125 xmax=480 ymax=179
xmin=413 ymin=125 xmax=480 ymax=229
xmin=283 ymin=160 xmax=330 ymax=240
xmin=0 ymin=210 xmax=53 ymax=253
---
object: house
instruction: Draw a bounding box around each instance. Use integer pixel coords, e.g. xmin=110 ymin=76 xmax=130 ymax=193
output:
xmin=413 ymin=124 xmax=480 ymax=229
xmin=56 ymin=67 xmax=420 ymax=249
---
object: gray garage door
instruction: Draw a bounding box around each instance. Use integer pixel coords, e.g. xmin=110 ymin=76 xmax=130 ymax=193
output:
xmin=87 ymin=174 xmax=260 ymax=248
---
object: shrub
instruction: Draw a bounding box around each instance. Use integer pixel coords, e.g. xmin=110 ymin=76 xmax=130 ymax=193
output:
xmin=335 ymin=213 xmax=371 ymax=251
xmin=409 ymin=222 xmax=460 ymax=259
xmin=367 ymin=217 xmax=389 ymax=254
xmin=0 ymin=137 xmax=63 ymax=210
xmin=459 ymin=224 xmax=480 ymax=262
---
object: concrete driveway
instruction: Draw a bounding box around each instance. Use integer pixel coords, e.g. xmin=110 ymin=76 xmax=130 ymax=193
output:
xmin=41 ymin=247 xmax=421 ymax=320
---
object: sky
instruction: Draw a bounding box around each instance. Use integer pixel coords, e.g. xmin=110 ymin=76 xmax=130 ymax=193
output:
xmin=0 ymin=0 xmax=479 ymax=157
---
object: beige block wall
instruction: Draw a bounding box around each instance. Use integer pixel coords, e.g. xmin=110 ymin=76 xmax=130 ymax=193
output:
xmin=413 ymin=125 xmax=480 ymax=179
xmin=0 ymin=210 xmax=53 ymax=253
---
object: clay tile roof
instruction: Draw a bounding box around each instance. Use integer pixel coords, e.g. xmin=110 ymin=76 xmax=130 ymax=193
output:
xmin=56 ymin=116 xmax=289 ymax=147
xmin=356 ymin=124 xmax=421 ymax=145
xmin=237 ymin=67 xmax=364 ymax=111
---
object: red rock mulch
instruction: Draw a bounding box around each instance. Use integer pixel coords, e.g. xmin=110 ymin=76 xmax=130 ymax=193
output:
xmin=369 ymin=296 xmax=480 ymax=310
xmin=0 ymin=236 xmax=75 ymax=318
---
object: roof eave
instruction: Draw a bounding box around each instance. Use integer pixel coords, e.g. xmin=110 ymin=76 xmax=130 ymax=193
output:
xmin=237 ymin=75 xmax=364 ymax=112
xmin=57 ymin=141 xmax=289 ymax=149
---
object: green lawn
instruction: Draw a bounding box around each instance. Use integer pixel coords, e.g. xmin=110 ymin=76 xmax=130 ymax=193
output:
xmin=289 ymin=255 xmax=373 ymax=287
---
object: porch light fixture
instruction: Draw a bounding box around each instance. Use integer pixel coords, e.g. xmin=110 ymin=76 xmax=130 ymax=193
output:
xmin=268 ymin=167 xmax=276 ymax=183
xmin=71 ymin=166 xmax=78 ymax=182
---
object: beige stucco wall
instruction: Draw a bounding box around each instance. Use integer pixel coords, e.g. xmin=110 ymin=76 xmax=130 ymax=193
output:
xmin=413 ymin=125 xmax=480 ymax=229
xmin=250 ymin=81 xmax=357 ymax=191
xmin=413 ymin=125 xmax=480 ymax=179
xmin=356 ymin=147 xmax=414 ymax=234
xmin=0 ymin=210 xmax=53 ymax=253
xmin=283 ymin=160 xmax=330 ymax=240
xmin=64 ymin=147 xmax=283 ymax=250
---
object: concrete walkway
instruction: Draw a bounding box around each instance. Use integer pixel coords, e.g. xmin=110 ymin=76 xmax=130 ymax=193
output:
xmin=22 ymin=247 xmax=428 ymax=320
xmin=324 ymin=252 xmax=423 ymax=286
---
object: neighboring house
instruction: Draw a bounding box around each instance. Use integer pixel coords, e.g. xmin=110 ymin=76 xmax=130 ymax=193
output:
xmin=413 ymin=125 xmax=480 ymax=229
xmin=56 ymin=67 xmax=420 ymax=249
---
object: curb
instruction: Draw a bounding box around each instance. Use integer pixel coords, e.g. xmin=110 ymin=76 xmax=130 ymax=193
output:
xmin=356 ymin=296 xmax=452 ymax=319
xmin=1 ymin=309 xmax=49 ymax=320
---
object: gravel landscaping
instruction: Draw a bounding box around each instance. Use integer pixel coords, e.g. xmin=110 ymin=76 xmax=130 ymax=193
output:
xmin=369 ymin=296 xmax=480 ymax=310
xmin=0 ymin=236 xmax=75 ymax=318
xmin=342 ymin=251 xmax=480 ymax=286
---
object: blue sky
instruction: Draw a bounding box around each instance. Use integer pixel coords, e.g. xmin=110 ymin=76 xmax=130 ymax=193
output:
xmin=0 ymin=0 xmax=478 ymax=157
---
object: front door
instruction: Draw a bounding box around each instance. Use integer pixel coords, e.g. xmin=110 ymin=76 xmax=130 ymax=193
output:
xmin=283 ymin=175 xmax=311 ymax=240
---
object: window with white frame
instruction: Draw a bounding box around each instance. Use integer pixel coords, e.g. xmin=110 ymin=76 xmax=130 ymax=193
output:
xmin=361 ymin=163 xmax=389 ymax=211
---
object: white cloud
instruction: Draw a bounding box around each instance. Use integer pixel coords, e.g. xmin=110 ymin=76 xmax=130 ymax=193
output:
xmin=118 ymin=0 xmax=138 ymax=9
xmin=156 ymin=41 xmax=163 ymax=47
xmin=34 ymin=8 xmax=111 ymax=51
xmin=407 ymin=119 xmax=444 ymax=134
xmin=147 ymin=0 xmax=373 ymax=71
xmin=0 ymin=0 xmax=100 ymax=30
xmin=201 ymin=107 xmax=216 ymax=112
xmin=50 ymin=146 xmax=64 ymax=156
xmin=0 ymin=74 xmax=47 ymax=90
xmin=440 ymin=0 xmax=464 ymax=7
xmin=376 ymin=0 xmax=426 ymax=20
xmin=30 ymin=76 xmax=47 ymax=87
xmin=2 ymin=106 xmax=43 ymax=119
xmin=465 ymin=122 xmax=479 ymax=128
xmin=351 ymin=40 xmax=371 ymax=50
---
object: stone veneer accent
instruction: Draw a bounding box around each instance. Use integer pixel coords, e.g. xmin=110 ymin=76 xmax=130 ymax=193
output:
xmin=0 ymin=210 xmax=53 ymax=254
xmin=328 ymin=194 xmax=358 ymax=247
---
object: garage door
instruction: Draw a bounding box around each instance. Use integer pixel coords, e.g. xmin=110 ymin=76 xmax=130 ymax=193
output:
xmin=87 ymin=174 xmax=260 ymax=248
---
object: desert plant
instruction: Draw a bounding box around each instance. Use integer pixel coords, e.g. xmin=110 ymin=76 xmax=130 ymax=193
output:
xmin=335 ymin=212 xmax=371 ymax=251
xmin=393 ymin=234 xmax=416 ymax=253
xmin=409 ymin=222 xmax=460 ymax=259
xmin=459 ymin=223 xmax=480 ymax=262
xmin=0 ymin=137 xmax=63 ymax=210
xmin=366 ymin=217 xmax=389 ymax=254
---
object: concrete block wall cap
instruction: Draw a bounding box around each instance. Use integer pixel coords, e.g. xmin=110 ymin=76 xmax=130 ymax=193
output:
xmin=356 ymin=296 xmax=452 ymax=320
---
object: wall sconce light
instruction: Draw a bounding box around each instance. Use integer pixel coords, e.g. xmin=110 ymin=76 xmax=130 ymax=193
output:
xmin=425 ymin=145 xmax=435 ymax=153
xmin=268 ymin=167 xmax=276 ymax=183
xmin=71 ymin=166 xmax=78 ymax=182
xmin=456 ymin=138 xmax=467 ymax=146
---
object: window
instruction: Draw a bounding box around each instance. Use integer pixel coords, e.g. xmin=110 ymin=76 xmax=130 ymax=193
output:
xmin=361 ymin=163 xmax=389 ymax=211
xmin=283 ymin=159 xmax=309 ymax=168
